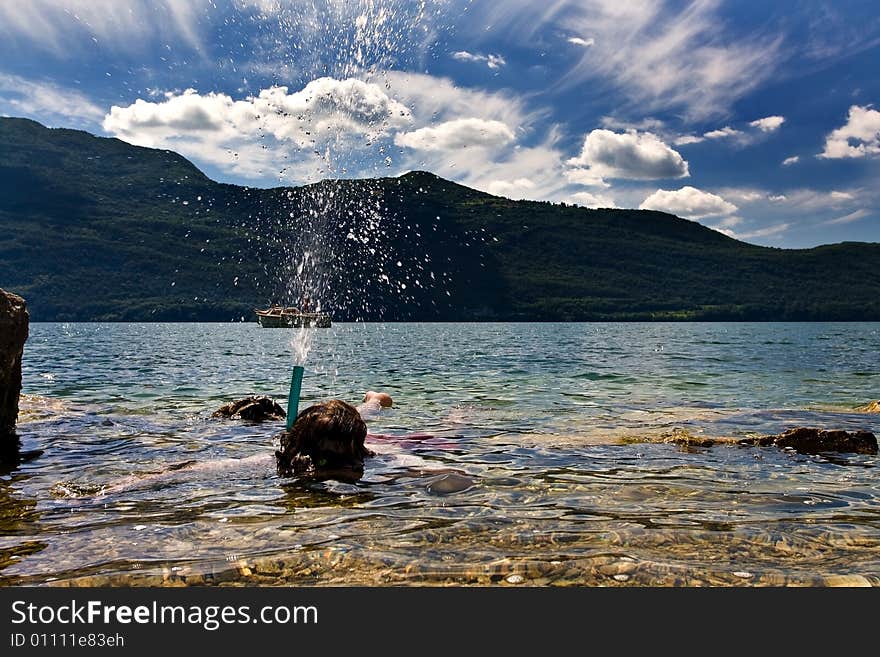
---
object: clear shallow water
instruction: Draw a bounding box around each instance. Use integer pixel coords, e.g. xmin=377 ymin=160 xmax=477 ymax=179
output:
xmin=2 ymin=322 xmax=879 ymax=586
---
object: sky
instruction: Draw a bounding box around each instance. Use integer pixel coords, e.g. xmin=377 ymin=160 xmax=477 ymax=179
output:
xmin=1 ymin=0 xmax=879 ymax=248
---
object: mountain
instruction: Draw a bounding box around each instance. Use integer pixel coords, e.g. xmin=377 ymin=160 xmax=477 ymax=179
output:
xmin=1 ymin=116 xmax=879 ymax=321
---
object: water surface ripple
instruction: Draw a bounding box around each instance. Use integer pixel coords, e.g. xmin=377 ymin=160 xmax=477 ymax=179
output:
xmin=2 ymin=322 xmax=878 ymax=586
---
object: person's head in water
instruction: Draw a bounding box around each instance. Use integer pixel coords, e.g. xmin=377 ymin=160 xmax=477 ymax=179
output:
xmin=275 ymin=399 xmax=373 ymax=480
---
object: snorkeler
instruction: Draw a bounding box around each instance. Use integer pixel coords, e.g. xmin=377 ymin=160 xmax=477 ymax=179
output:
xmin=275 ymin=398 xmax=374 ymax=480
xmin=275 ymin=390 xmax=438 ymax=480
xmin=94 ymin=390 xmax=470 ymax=496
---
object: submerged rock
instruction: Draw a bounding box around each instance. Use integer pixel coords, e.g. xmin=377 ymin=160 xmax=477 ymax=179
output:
xmin=0 ymin=289 xmax=28 ymax=453
xmin=212 ymin=396 xmax=285 ymax=422
xmin=855 ymin=401 xmax=880 ymax=414
xmin=628 ymin=426 xmax=878 ymax=455
xmin=425 ymin=472 xmax=477 ymax=495
xmin=741 ymin=427 xmax=878 ymax=455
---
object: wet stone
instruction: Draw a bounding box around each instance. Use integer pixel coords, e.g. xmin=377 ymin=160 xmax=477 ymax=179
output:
xmin=0 ymin=289 xmax=28 ymax=452
xmin=824 ymin=574 xmax=872 ymax=587
xmin=743 ymin=427 xmax=879 ymax=455
xmin=212 ymin=396 xmax=285 ymax=422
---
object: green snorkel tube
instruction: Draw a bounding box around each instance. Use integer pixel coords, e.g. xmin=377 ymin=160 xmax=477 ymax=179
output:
xmin=286 ymin=365 xmax=305 ymax=430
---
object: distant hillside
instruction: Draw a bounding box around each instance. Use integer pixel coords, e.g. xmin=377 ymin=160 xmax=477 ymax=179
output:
xmin=2 ymin=116 xmax=879 ymax=321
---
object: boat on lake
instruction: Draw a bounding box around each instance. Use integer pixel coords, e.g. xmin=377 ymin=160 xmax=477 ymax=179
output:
xmin=254 ymin=305 xmax=331 ymax=328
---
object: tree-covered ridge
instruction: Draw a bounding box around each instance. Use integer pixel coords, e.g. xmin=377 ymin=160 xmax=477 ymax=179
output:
xmin=1 ymin=117 xmax=879 ymax=321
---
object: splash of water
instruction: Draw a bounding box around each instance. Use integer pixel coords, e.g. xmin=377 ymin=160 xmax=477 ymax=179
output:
xmin=248 ymin=2 xmax=450 ymax=369
xmin=183 ymin=2 xmax=459 ymax=374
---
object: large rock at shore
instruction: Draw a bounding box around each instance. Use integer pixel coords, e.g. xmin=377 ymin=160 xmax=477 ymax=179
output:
xmin=742 ymin=427 xmax=878 ymax=455
xmin=212 ymin=396 xmax=286 ymax=422
xmin=0 ymin=289 xmax=28 ymax=444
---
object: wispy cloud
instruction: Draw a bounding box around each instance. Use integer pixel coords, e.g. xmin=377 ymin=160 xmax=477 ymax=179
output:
xmin=676 ymin=115 xmax=786 ymax=147
xmin=825 ymin=209 xmax=870 ymax=225
xmin=0 ymin=0 xmax=205 ymax=55
xmin=703 ymin=126 xmax=743 ymax=140
xmin=468 ymin=0 xmax=784 ymax=119
xmin=0 ymin=73 xmax=104 ymax=128
xmin=735 ymin=223 xmax=791 ymax=240
xmin=451 ymin=51 xmax=506 ymax=69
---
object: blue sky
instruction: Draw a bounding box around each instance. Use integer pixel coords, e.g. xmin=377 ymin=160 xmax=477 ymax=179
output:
xmin=1 ymin=0 xmax=878 ymax=248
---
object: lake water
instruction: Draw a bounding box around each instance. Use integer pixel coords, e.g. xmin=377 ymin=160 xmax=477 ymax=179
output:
xmin=3 ymin=322 xmax=879 ymax=586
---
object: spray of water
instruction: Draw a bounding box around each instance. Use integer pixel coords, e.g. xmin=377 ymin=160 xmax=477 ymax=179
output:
xmin=232 ymin=1 xmax=453 ymax=369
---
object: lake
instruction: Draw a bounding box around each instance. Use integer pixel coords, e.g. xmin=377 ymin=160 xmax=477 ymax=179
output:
xmin=2 ymin=322 xmax=879 ymax=586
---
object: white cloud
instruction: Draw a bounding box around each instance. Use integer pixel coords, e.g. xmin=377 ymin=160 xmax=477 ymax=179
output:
xmin=750 ymin=115 xmax=785 ymax=132
xmin=100 ymin=70 xmax=551 ymax=189
xmin=486 ymin=178 xmax=536 ymax=200
xmin=564 ymin=167 xmax=610 ymax=189
xmin=782 ymin=155 xmax=800 ymax=166
xmin=640 ymin=186 xmax=738 ymax=219
xmin=567 ymin=129 xmax=689 ymax=181
xmin=704 ymin=126 xmax=742 ymax=140
xmin=382 ymin=72 xmax=580 ymax=203
xmin=335 ymin=72 xmax=558 ymax=202
xmin=431 ymin=129 xmax=573 ymax=202
xmin=567 ymin=36 xmax=595 ymax=48
xmin=570 ymin=191 xmax=617 ymax=208
xmin=383 ymin=71 xmax=527 ymax=129
xmin=826 ymin=209 xmax=870 ymax=225
xmin=451 ymin=51 xmax=507 ymax=69
xmin=102 ymin=77 xmax=412 ymax=182
xmin=395 ymin=118 xmax=515 ymax=152
xmin=0 ymin=73 xmax=104 ymax=128
xmin=105 ymin=78 xmax=411 ymax=146
xmin=674 ymin=135 xmax=705 ymax=146
xmin=819 ymin=105 xmax=880 ymax=158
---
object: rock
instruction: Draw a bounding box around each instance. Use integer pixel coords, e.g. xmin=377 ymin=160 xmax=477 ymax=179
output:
xmin=0 ymin=289 xmax=28 ymax=451
xmin=425 ymin=472 xmax=476 ymax=495
xmin=626 ymin=426 xmax=878 ymax=456
xmin=741 ymin=427 xmax=878 ymax=455
xmin=824 ymin=574 xmax=872 ymax=587
xmin=855 ymin=401 xmax=880 ymax=413
xmin=212 ymin=396 xmax=285 ymax=422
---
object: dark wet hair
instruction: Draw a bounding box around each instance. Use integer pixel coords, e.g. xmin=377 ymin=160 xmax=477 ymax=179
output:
xmin=275 ymin=399 xmax=373 ymax=477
